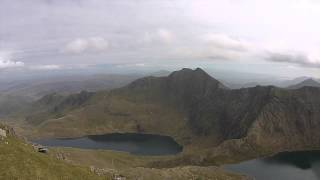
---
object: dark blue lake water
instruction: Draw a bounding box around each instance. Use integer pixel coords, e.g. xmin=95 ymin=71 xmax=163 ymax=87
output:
xmin=224 ymin=150 xmax=320 ymax=180
xmin=34 ymin=133 xmax=183 ymax=156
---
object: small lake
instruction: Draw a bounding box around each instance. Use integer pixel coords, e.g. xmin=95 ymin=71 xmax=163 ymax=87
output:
xmin=224 ymin=150 xmax=320 ymax=180
xmin=34 ymin=133 xmax=183 ymax=156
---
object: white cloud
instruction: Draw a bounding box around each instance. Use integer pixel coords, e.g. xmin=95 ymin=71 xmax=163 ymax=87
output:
xmin=143 ymin=28 xmax=175 ymax=44
xmin=0 ymin=51 xmax=24 ymax=69
xmin=31 ymin=64 xmax=62 ymax=70
xmin=264 ymin=51 xmax=320 ymax=68
xmin=202 ymin=33 xmax=252 ymax=52
xmin=157 ymin=29 xmax=174 ymax=44
xmin=0 ymin=60 xmax=24 ymax=69
xmin=134 ymin=63 xmax=146 ymax=67
xmin=63 ymin=37 xmax=109 ymax=54
xmin=173 ymin=33 xmax=256 ymax=61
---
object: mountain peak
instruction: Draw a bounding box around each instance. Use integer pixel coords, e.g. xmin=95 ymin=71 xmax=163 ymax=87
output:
xmin=171 ymin=67 xmax=206 ymax=74
xmin=303 ymin=78 xmax=319 ymax=84
xmin=126 ymin=68 xmax=227 ymax=96
xmin=168 ymin=68 xmax=226 ymax=88
xmin=288 ymin=78 xmax=320 ymax=89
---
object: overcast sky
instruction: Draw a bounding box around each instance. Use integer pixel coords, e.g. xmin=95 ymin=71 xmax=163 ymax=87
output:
xmin=1 ymin=0 xmax=320 ymax=78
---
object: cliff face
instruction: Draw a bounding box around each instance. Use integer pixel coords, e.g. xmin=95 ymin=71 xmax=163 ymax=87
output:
xmin=247 ymin=87 xmax=320 ymax=150
xmin=122 ymin=69 xmax=320 ymax=151
xmin=126 ymin=69 xmax=275 ymax=141
xmin=125 ymin=68 xmax=226 ymax=106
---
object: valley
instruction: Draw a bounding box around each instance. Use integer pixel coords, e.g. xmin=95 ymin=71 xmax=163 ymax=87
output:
xmin=1 ymin=68 xmax=320 ymax=179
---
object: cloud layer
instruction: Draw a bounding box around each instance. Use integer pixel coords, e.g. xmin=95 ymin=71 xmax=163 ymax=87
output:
xmin=1 ymin=0 xmax=320 ymax=77
xmin=0 ymin=51 xmax=24 ymax=69
xmin=265 ymin=51 xmax=320 ymax=68
xmin=63 ymin=37 xmax=109 ymax=54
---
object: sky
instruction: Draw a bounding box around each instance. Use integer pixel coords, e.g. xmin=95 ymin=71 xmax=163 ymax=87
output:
xmin=1 ymin=0 xmax=320 ymax=79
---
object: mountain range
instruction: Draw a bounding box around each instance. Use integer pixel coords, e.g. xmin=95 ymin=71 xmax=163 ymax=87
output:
xmin=0 ymin=74 xmax=142 ymax=99
xmin=14 ymin=68 xmax=320 ymax=166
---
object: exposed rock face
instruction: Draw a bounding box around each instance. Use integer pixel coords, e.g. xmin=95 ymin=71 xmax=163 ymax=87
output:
xmin=0 ymin=124 xmax=16 ymax=137
xmin=123 ymin=68 xmax=320 ymax=151
xmin=247 ymin=87 xmax=320 ymax=150
xmin=0 ymin=129 xmax=6 ymax=137
xmin=124 ymin=69 xmax=274 ymax=140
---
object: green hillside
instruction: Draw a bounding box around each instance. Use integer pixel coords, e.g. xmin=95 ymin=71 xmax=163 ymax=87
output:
xmin=0 ymin=125 xmax=104 ymax=180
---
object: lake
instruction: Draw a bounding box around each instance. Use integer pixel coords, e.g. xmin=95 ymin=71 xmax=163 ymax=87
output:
xmin=34 ymin=133 xmax=183 ymax=156
xmin=224 ymin=150 xmax=320 ymax=180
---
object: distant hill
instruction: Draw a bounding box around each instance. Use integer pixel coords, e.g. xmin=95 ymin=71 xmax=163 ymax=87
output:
xmin=0 ymin=74 xmax=141 ymax=99
xmin=0 ymin=71 xmax=175 ymax=100
xmin=221 ymin=76 xmax=320 ymax=89
xmin=280 ymin=76 xmax=311 ymax=87
xmin=149 ymin=70 xmax=171 ymax=77
xmin=224 ymin=82 xmax=261 ymax=89
xmin=287 ymin=78 xmax=320 ymax=89
xmin=0 ymin=94 xmax=32 ymax=117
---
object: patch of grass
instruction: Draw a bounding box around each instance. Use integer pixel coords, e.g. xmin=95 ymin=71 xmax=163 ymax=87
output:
xmin=0 ymin=136 xmax=105 ymax=180
xmin=48 ymin=147 xmax=249 ymax=180
xmin=49 ymin=147 xmax=169 ymax=170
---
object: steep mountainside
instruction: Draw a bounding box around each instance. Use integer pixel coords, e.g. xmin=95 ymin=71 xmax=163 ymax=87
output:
xmin=25 ymin=91 xmax=94 ymax=125
xmin=23 ymin=68 xmax=320 ymax=163
xmin=287 ymin=78 xmax=320 ymax=89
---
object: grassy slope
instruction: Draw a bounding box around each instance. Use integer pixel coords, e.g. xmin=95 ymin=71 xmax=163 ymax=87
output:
xmin=31 ymin=92 xmax=195 ymax=145
xmin=0 ymin=135 xmax=105 ymax=180
xmin=0 ymin=125 xmax=249 ymax=180
xmin=50 ymin=147 xmax=167 ymax=169
xmin=49 ymin=147 xmax=249 ymax=180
